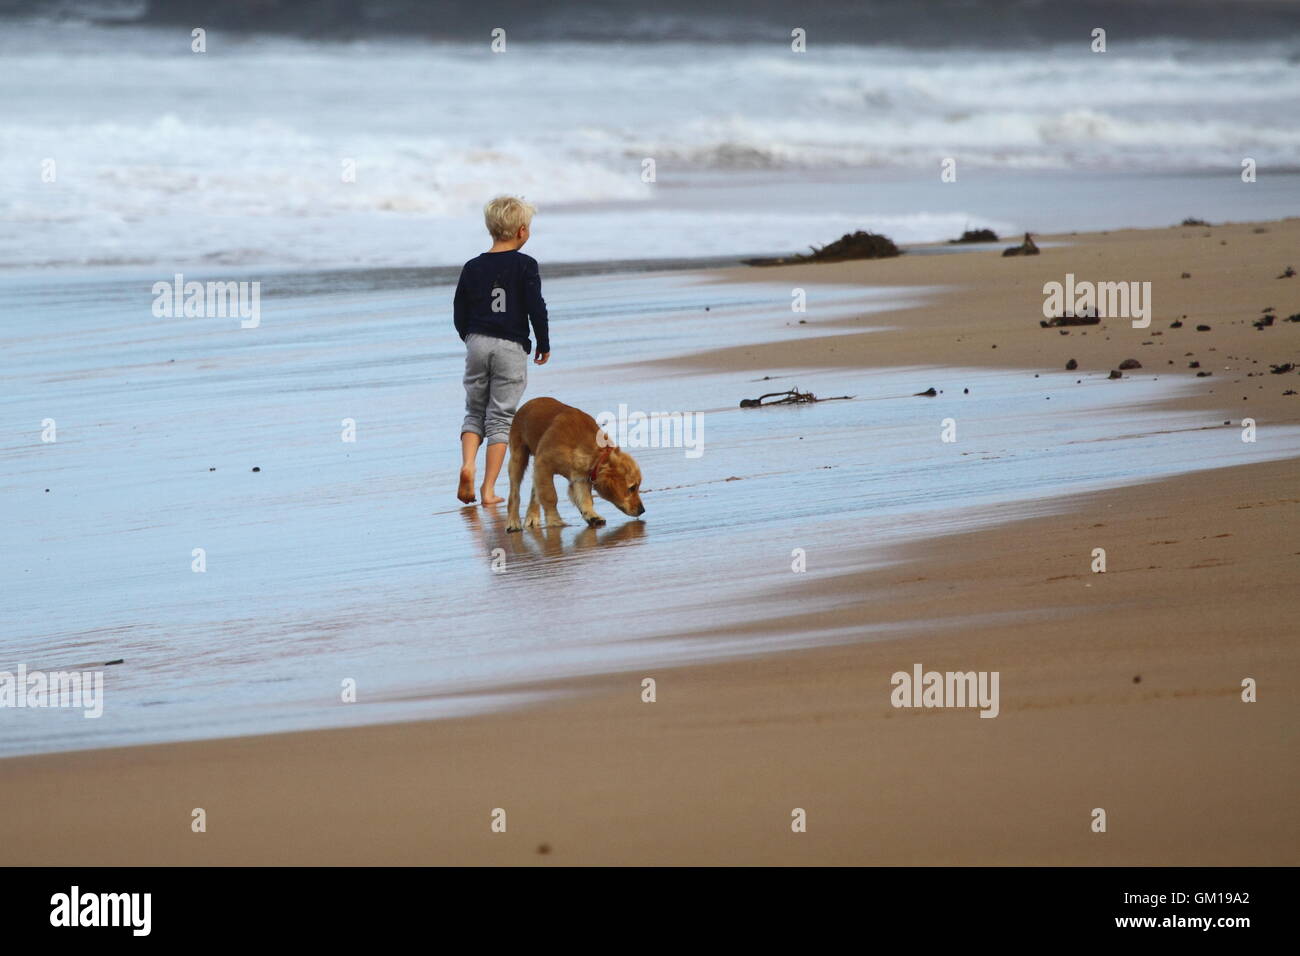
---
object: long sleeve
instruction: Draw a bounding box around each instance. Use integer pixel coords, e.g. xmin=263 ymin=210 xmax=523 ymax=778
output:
xmin=453 ymin=268 xmax=468 ymax=340
xmin=523 ymin=258 xmax=549 ymax=354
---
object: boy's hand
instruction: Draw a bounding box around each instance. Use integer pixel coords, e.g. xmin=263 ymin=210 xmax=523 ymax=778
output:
xmin=534 ymin=350 xmax=550 ymax=365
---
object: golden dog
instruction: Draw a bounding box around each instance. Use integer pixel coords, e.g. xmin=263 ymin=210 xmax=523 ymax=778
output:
xmin=506 ymin=397 xmax=645 ymax=531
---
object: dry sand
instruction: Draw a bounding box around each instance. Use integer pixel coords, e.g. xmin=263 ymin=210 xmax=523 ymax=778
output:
xmin=3 ymin=220 xmax=1297 ymax=865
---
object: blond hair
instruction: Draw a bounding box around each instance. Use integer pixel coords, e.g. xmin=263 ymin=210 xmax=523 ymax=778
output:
xmin=483 ymin=195 xmax=536 ymax=241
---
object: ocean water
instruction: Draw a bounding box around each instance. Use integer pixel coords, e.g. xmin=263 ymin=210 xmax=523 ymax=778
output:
xmin=2 ymin=19 xmax=1299 ymax=270
xmin=3 ymin=267 xmax=1299 ymax=757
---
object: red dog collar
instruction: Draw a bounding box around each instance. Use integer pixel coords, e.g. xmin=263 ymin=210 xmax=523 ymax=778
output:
xmin=589 ymin=445 xmax=614 ymax=482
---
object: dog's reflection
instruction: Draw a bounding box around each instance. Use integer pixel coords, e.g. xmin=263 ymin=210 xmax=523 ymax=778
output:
xmin=460 ymin=504 xmax=646 ymax=560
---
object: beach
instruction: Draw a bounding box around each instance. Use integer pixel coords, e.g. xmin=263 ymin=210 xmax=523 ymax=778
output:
xmin=4 ymin=220 xmax=1296 ymax=865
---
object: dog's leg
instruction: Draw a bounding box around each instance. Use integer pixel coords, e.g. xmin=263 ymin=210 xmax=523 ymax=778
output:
xmin=523 ymin=484 xmax=541 ymax=530
xmin=533 ymin=462 xmax=566 ymax=527
xmin=505 ymin=437 xmax=530 ymax=532
xmin=570 ymin=478 xmax=605 ymax=527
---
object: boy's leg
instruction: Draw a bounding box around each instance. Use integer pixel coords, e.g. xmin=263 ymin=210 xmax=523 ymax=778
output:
xmin=481 ymin=340 xmax=528 ymax=503
xmin=458 ymin=336 xmax=490 ymax=502
xmin=458 ymin=432 xmax=481 ymax=503
xmin=480 ymin=443 xmax=507 ymax=505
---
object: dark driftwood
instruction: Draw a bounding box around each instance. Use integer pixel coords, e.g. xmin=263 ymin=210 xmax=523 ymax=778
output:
xmin=1040 ymin=312 xmax=1099 ymax=327
xmin=739 ymin=388 xmax=853 ymax=408
xmin=1002 ymin=232 xmax=1040 ymax=257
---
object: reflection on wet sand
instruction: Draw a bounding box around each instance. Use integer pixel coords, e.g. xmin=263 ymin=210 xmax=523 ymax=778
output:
xmin=459 ymin=504 xmax=647 ymax=561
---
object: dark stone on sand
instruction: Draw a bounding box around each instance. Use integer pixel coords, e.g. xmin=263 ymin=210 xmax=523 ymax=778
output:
xmin=1133 ymin=675 xmax=1142 ymax=684
xmin=1181 ymin=272 xmax=1191 ymax=278
xmin=1197 ymin=371 xmax=1212 ymax=377
xmin=1170 ymin=320 xmax=1183 ymax=328
xmin=1270 ymin=363 xmax=1295 ymax=375
xmin=745 ymin=230 xmax=900 ymax=266
xmin=915 ymin=387 xmax=938 ymax=397
xmin=1286 ymin=314 xmax=1300 ymax=323
xmin=1285 ymin=390 xmax=1297 ymax=396
xmin=1189 ymin=361 xmax=1200 ymax=367
xmin=1196 ymin=325 xmax=1211 ymax=331
xmin=1253 ymin=315 xmax=1274 ymax=329
xmin=1118 ymin=358 xmax=1142 ymax=370
xmin=949 ymin=228 xmax=998 ymax=244
xmin=1278 ymin=266 xmax=1296 ymax=278
xmin=1066 ymin=359 xmax=1078 ymax=370
xmin=1180 ymin=217 xmax=1209 ymax=226
xmin=1108 ymin=370 xmax=1122 ymax=379
xmin=1002 ymin=232 xmax=1039 ymax=257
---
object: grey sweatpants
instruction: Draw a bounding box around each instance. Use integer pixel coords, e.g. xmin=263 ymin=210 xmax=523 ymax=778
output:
xmin=461 ymin=333 xmax=528 ymax=446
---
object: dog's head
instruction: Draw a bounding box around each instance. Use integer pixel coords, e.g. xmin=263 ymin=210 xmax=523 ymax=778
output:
xmin=593 ymin=448 xmax=645 ymax=517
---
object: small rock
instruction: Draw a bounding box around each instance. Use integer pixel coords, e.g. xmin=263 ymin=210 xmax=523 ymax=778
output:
xmin=1170 ymin=320 xmax=1183 ymax=328
xmin=1195 ymin=325 xmax=1211 ymax=331
xmin=252 ymin=467 xmax=261 ymax=472
xmin=1278 ymin=266 xmax=1296 ymax=279
xmin=1066 ymin=359 xmax=1078 ymax=370
xmin=1180 ymin=272 xmax=1190 ymax=279
xmin=1118 ymin=358 xmax=1142 ymax=370
xmin=915 ymin=387 xmax=938 ymax=397
xmin=1108 ymin=370 xmax=1122 ymax=380
xmin=1269 ymin=363 xmax=1295 ymax=375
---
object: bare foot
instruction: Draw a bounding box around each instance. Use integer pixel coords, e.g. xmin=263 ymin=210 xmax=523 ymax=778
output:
xmin=479 ymin=486 xmax=503 ymax=506
xmin=457 ymin=467 xmax=476 ymax=504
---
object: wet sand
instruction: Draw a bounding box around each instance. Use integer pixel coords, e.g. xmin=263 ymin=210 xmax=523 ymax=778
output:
xmin=3 ymin=221 xmax=1298 ymax=864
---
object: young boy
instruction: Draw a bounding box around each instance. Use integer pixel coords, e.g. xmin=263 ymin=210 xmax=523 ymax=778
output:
xmin=454 ymin=196 xmax=550 ymax=505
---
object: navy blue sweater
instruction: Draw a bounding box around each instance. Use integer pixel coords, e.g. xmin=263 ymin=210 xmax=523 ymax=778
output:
xmin=452 ymin=250 xmax=550 ymax=355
